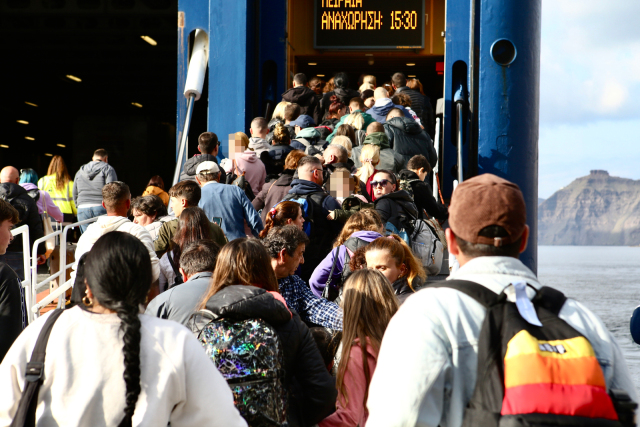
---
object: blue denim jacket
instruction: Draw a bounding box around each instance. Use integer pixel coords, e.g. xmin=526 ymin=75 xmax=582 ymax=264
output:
xmin=366 ymin=256 xmax=638 ymax=427
xmin=198 ymin=181 xmax=263 ymax=241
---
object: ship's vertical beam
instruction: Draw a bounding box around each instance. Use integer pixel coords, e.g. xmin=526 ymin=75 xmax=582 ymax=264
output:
xmin=442 ymin=0 xmax=472 ymax=198
xmin=477 ymin=0 xmax=541 ymax=272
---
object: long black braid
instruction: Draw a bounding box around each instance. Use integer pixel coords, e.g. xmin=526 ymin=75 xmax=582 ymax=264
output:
xmin=84 ymin=232 xmax=152 ymax=425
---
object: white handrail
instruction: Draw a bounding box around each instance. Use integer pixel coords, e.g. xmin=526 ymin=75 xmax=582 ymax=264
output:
xmin=10 ymin=225 xmax=31 ymax=321
xmin=32 ymin=279 xmax=74 ymax=313
xmin=29 ymin=216 xmax=102 ymax=320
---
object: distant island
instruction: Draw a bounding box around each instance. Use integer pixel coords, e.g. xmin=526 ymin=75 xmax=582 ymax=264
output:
xmin=538 ymin=170 xmax=640 ymax=245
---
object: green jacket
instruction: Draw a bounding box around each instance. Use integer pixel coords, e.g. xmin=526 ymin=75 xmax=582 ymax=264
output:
xmin=326 ymin=110 xmax=376 ymax=142
xmin=362 ymin=132 xmax=391 ymax=149
xmin=332 ymin=195 xmax=375 ymax=222
xmin=154 ymin=218 xmax=227 ymax=258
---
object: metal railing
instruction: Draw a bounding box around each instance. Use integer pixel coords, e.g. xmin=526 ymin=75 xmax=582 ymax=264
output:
xmin=28 ymin=216 xmax=101 ymax=322
xmin=9 ymin=225 xmax=32 ymax=321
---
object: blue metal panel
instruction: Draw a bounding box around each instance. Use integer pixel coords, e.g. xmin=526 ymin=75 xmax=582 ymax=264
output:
xmin=208 ymin=0 xmax=250 ymax=159
xmin=477 ymin=0 xmax=541 ymax=272
xmin=442 ymin=0 xmax=472 ymax=197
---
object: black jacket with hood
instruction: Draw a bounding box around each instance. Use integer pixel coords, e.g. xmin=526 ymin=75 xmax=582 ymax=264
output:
xmin=179 ymin=153 xmax=227 ymax=183
xmin=189 ymin=285 xmax=336 ymax=426
xmin=383 ymin=116 xmax=437 ymax=168
xmin=320 ymin=87 xmax=361 ymax=119
xmin=397 ymin=169 xmax=448 ymax=221
xmin=0 ymin=183 xmax=45 ymax=255
xmin=373 ymin=189 xmax=419 ymax=231
xmin=282 ymin=86 xmax=321 ymax=126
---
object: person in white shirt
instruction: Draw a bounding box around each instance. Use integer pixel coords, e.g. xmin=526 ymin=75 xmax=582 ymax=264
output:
xmin=72 ymin=181 xmax=160 ymax=294
xmin=0 ymin=231 xmax=247 ymax=427
xmin=366 ymin=173 xmax=638 ymax=427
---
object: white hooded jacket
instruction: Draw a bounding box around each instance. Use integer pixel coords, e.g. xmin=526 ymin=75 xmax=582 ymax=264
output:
xmin=73 ymin=216 xmax=160 ymax=282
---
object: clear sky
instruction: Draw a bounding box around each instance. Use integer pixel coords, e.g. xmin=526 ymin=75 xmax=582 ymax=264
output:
xmin=539 ymin=0 xmax=640 ymax=198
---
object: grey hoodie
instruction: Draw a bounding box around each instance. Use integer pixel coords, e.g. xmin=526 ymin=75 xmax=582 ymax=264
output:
xmin=248 ymin=137 xmax=271 ymax=156
xmin=72 ymin=160 xmax=117 ymax=206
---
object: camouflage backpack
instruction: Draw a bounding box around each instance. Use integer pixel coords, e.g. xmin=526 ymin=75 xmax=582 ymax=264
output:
xmin=398 ymin=177 xmax=421 ymax=199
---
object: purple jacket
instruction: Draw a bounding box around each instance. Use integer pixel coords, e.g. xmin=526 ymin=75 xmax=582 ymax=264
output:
xmin=309 ymin=230 xmax=383 ymax=297
xmin=20 ymin=183 xmax=64 ymax=222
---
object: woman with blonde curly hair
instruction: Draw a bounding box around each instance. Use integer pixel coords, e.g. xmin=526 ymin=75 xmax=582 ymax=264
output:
xmin=309 ymin=209 xmax=384 ymax=299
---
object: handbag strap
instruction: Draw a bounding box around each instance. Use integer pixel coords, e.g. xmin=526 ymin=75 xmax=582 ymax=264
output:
xmin=11 ymin=309 xmax=64 ymax=427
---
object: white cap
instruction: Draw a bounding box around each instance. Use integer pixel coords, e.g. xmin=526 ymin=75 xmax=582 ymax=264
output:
xmin=196 ymin=161 xmax=220 ymax=175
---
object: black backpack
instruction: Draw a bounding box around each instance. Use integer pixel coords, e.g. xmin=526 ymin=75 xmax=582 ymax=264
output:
xmin=281 ymin=191 xmax=328 ymax=237
xmin=428 ymin=280 xmax=637 ymax=427
xmin=322 ymin=235 xmax=370 ymax=303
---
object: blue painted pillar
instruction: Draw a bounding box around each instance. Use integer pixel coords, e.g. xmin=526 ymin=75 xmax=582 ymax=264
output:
xmin=476 ymin=0 xmax=541 ymax=272
xmin=442 ymin=0 xmax=540 ymax=273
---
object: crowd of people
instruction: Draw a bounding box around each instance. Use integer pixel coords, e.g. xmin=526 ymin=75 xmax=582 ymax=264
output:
xmin=0 ymin=71 xmax=637 ymax=427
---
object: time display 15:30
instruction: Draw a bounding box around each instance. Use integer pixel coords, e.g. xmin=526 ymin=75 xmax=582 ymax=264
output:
xmin=389 ymin=10 xmax=418 ymax=30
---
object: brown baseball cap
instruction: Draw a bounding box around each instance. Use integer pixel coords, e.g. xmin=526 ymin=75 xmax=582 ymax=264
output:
xmin=449 ymin=173 xmax=526 ymax=247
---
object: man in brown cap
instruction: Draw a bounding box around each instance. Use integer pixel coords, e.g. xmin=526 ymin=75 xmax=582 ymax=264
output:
xmin=366 ymin=173 xmax=636 ymax=427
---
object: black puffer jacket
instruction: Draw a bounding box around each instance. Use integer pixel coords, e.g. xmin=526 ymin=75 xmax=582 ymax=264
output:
xmin=260 ymin=145 xmax=295 ymax=176
xmin=373 ymin=190 xmax=419 ymax=231
xmin=397 ymin=169 xmax=448 ymax=221
xmin=383 ymin=116 xmax=437 ymax=168
xmin=0 ymin=183 xmax=45 ymax=254
xmin=189 ymin=285 xmax=336 ymax=426
xmin=282 ymin=86 xmax=321 ymax=126
xmin=393 ymin=275 xmax=426 ymax=305
xmin=179 ymin=153 xmax=227 ymax=183
xmin=0 ymin=262 xmax=25 ymax=361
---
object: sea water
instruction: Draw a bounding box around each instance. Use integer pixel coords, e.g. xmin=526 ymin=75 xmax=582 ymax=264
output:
xmin=538 ymin=245 xmax=640 ymax=387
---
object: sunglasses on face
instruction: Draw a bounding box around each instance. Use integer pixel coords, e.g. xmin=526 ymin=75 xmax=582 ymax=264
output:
xmin=371 ymin=179 xmax=391 ymax=188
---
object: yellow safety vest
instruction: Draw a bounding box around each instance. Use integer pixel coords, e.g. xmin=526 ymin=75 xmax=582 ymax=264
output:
xmin=37 ymin=175 xmax=77 ymax=216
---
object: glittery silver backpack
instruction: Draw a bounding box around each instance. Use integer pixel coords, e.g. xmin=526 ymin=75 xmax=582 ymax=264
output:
xmin=191 ymin=310 xmax=287 ymax=426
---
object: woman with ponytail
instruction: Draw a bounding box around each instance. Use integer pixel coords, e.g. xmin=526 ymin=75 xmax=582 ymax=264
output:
xmin=355 ymin=144 xmax=380 ymax=201
xmin=319 ymin=269 xmax=398 ymax=426
xmin=0 ymin=232 xmax=246 ymax=426
xmin=259 ymin=200 xmax=304 ymax=238
xmin=361 ymin=234 xmax=426 ymax=304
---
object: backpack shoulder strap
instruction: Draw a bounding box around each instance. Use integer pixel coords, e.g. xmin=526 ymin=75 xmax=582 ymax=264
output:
xmin=425 ymin=280 xmax=500 ymax=308
xmin=11 ymin=309 xmax=64 ymax=427
xmin=532 ymin=286 xmax=567 ymax=316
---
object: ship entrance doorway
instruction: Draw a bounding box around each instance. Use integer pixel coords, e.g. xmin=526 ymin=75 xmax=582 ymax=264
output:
xmin=294 ymin=54 xmax=444 ymax=116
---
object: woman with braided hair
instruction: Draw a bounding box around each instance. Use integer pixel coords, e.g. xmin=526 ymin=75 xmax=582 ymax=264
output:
xmin=0 ymin=232 xmax=246 ymax=427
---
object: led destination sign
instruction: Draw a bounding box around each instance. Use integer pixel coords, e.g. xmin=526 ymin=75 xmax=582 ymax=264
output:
xmin=314 ymin=0 xmax=425 ymax=50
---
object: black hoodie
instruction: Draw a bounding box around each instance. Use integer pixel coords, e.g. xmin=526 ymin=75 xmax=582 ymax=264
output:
xmin=189 ymin=285 xmax=337 ymax=426
xmin=373 ymin=189 xmax=419 ymax=231
xmin=282 ymin=86 xmax=321 ymax=125
xmin=0 ymin=183 xmax=45 ymax=255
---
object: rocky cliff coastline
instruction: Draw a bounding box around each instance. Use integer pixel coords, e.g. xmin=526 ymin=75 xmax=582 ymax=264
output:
xmin=538 ymin=170 xmax=640 ymax=245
